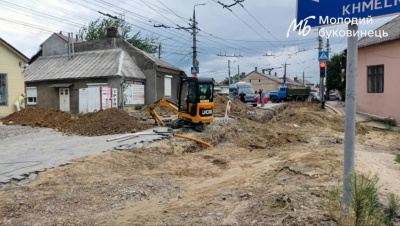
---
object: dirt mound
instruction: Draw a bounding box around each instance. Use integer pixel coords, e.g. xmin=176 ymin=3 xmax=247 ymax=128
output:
xmin=2 ymin=108 xmax=71 ymax=128
xmin=63 ymin=108 xmax=146 ymax=136
xmin=274 ymin=103 xmax=369 ymax=135
xmin=214 ymin=95 xmax=252 ymax=116
xmin=247 ymin=104 xmax=289 ymax=123
xmin=2 ymin=108 xmax=145 ymax=136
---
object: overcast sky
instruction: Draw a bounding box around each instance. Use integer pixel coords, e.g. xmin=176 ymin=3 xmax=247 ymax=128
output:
xmin=0 ymin=0 xmax=396 ymax=84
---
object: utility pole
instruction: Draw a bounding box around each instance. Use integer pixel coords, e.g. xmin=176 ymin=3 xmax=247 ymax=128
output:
xmin=158 ymin=42 xmax=162 ymax=59
xmin=192 ymin=7 xmax=197 ymax=68
xmin=228 ymin=60 xmax=231 ymax=85
xmin=227 ymin=60 xmax=238 ymax=85
xmin=318 ymin=28 xmax=325 ymax=109
xmin=158 ymin=38 xmax=172 ymax=59
xmin=325 ymin=37 xmax=331 ymax=100
xmin=284 ymin=63 xmax=287 ymax=84
xmin=342 ymin=24 xmax=359 ymax=208
xmin=238 ymin=64 xmax=240 ymax=79
xmin=282 ymin=58 xmax=291 ymax=85
xmin=303 ymin=66 xmax=311 ymax=87
xmin=190 ymin=4 xmax=205 ymax=74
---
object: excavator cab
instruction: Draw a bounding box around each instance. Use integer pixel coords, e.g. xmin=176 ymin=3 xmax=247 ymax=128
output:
xmin=147 ymin=77 xmax=214 ymax=132
xmin=178 ymin=77 xmax=214 ymax=120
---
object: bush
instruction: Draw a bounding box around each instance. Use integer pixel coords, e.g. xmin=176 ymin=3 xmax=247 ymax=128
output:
xmin=351 ymin=172 xmax=385 ymax=225
xmin=328 ymin=172 xmax=400 ymax=226
xmin=396 ymin=154 xmax=400 ymax=164
xmin=385 ymin=193 xmax=400 ymax=225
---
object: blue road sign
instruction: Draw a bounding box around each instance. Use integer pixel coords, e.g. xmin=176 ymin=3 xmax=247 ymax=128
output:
xmin=297 ymin=0 xmax=400 ymax=28
xmin=191 ymin=67 xmax=199 ymax=74
xmin=319 ymin=51 xmax=329 ymax=61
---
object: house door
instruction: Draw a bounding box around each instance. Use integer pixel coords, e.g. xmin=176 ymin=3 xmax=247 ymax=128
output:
xmin=59 ymin=88 xmax=70 ymax=112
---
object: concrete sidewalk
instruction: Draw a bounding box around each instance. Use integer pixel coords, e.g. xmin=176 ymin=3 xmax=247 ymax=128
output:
xmin=326 ymin=101 xmax=370 ymax=122
xmin=0 ymin=125 xmax=167 ymax=183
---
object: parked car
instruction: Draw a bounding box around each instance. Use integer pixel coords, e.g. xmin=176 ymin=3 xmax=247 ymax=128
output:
xmin=229 ymin=82 xmax=258 ymax=107
xmin=309 ymin=92 xmax=321 ymax=102
xmin=329 ymin=93 xmax=339 ymax=101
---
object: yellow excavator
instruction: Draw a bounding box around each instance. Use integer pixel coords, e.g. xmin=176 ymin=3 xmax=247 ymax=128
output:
xmin=147 ymin=77 xmax=215 ymax=132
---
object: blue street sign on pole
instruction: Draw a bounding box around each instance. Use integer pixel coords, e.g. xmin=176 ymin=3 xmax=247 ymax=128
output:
xmin=191 ymin=67 xmax=199 ymax=74
xmin=318 ymin=51 xmax=329 ymax=61
xmin=297 ymin=0 xmax=400 ymax=28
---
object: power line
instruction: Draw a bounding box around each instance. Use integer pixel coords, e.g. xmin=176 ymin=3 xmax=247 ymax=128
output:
xmin=0 ymin=17 xmax=59 ymax=33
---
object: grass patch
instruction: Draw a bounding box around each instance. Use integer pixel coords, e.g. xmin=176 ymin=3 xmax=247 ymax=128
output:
xmin=328 ymin=172 xmax=400 ymax=226
xmin=395 ymin=154 xmax=400 ymax=164
xmin=369 ymin=117 xmax=397 ymax=131
xmin=385 ymin=193 xmax=400 ymax=226
xmin=372 ymin=127 xmax=394 ymax=132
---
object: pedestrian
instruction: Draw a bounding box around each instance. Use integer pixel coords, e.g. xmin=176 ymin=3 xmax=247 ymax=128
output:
xmin=238 ymin=91 xmax=246 ymax=103
xmin=260 ymin=89 xmax=266 ymax=107
xmin=15 ymin=93 xmax=25 ymax=112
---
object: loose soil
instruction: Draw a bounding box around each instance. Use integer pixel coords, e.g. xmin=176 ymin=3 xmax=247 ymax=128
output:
xmin=213 ymin=95 xmax=252 ymax=116
xmin=1 ymin=102 xmax=398 ymax=225
xmin=1 ymin=108 xmax=145 ymax=136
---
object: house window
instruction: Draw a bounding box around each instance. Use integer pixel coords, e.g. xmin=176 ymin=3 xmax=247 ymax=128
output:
xmin=367 ymin=65 xmax=384 ymax=93
xmin=164 ymin=75 xmax=172 ymax=98
xmin=259 ymin=79 xmax=261 ymax=82
xmin=0 ymin=74 xmax=7 ymax=106
xmin=27 ymin=87 xmax=37 ymax=105
xmin=249 ymin=79 xmax=251 ymax=83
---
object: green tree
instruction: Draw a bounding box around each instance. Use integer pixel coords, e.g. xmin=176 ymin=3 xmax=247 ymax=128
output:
xmin=221 ymin=73 xmax=241 ymax=85
xmin=327 ymin=53 xmax=346 ymax=100
xmin=126 ymin=32 xmax=158 ymax=54
xmin=78 ymin=18 xmax=130 ymax=40
xmin=78 ymin=18 xmax=159 ymax=54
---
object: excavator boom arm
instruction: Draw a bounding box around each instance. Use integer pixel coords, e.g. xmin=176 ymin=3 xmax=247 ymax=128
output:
xmin=147 ymin=98 xmax=179 ymax=125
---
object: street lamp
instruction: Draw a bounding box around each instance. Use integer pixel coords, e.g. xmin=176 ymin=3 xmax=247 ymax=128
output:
xmin=194 ymin=3 xmax=206 ymax=8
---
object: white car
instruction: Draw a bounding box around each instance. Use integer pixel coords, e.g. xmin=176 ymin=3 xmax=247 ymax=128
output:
xmin=309 ymin=92 xmax=321 ymax=101
xmin=329 ymin=93 xmax=339 ymax=100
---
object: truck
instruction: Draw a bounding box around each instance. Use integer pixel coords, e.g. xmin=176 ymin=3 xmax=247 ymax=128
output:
xmin=268 ymin=85 xmax=311 ymax=103
xmin=229 ymin=82 xmax=258 ymax=107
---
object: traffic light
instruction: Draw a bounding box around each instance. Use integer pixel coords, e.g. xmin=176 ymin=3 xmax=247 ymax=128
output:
xmin=320 ymin=61 xmax=326 ymax=77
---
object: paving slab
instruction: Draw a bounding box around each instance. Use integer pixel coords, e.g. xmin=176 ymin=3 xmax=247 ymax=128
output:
xmin=0 ymin=125 xmax=168 ymax=183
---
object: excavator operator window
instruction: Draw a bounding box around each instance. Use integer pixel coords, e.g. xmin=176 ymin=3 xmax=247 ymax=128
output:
xmin=198 ymin=84 xmax=213 ymax=102
xmin=180 ymin=81 xmax=197 ymax=113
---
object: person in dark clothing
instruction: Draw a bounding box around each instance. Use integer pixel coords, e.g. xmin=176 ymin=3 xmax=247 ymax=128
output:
xmin=238 ymin=91 xmax=246 ymax=103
